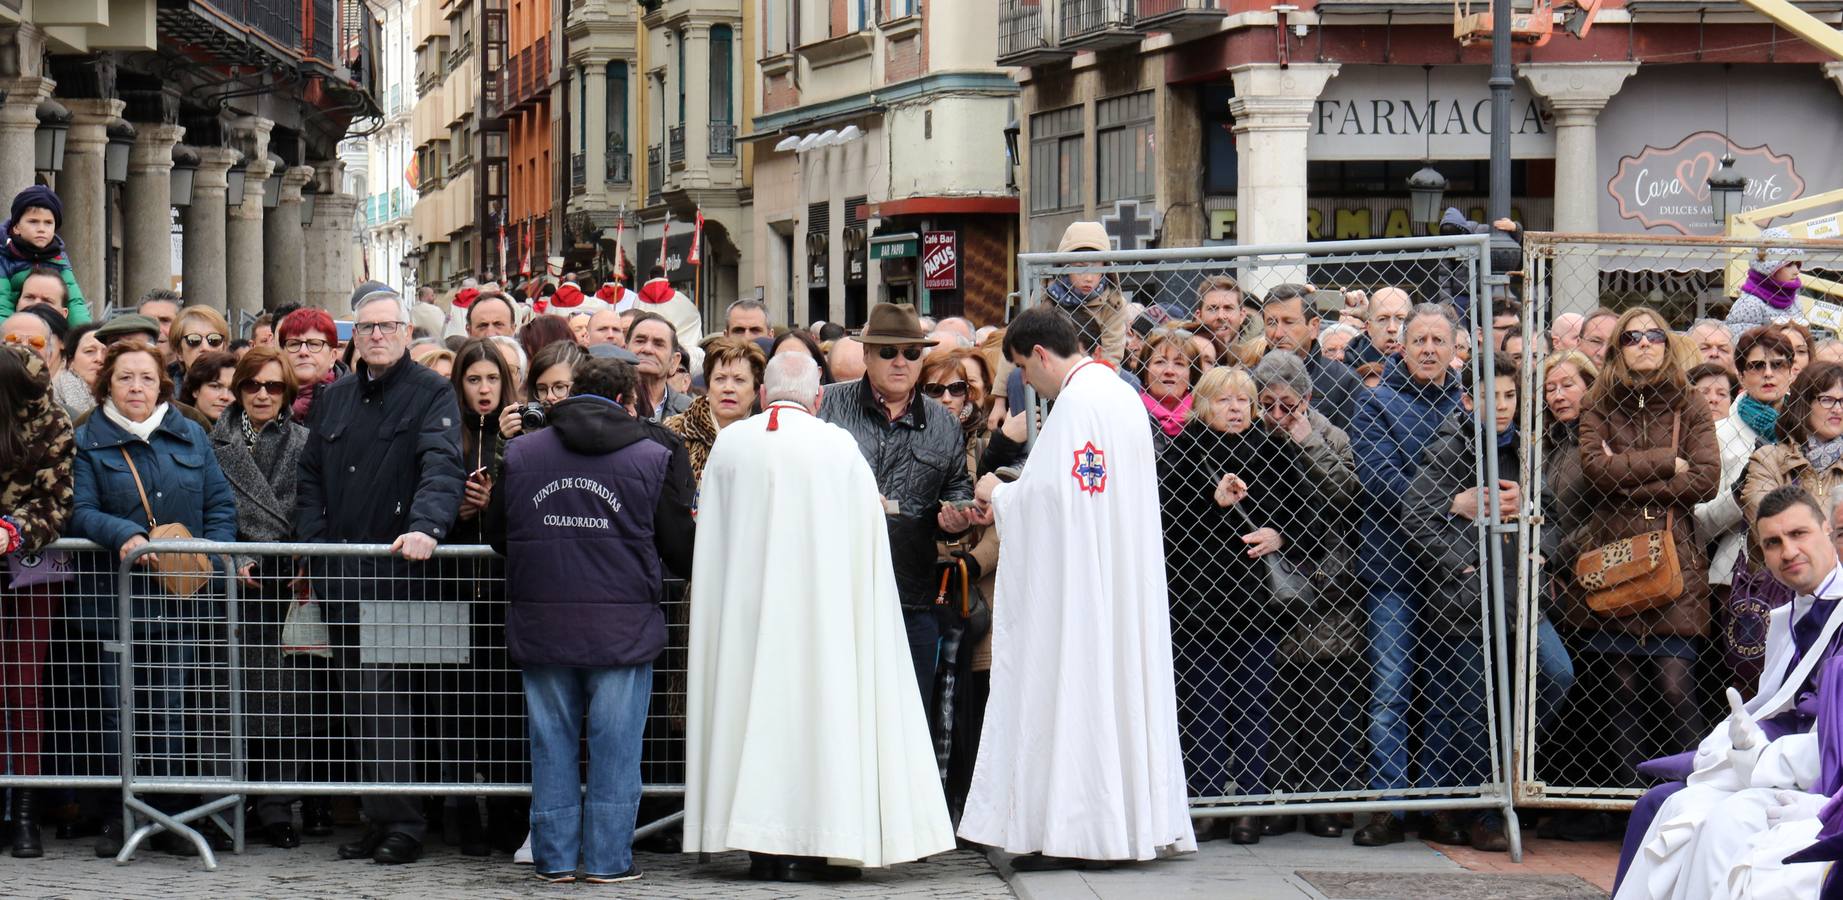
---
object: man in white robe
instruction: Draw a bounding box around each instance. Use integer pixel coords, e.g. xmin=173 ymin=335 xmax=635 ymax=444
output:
xmin=683 ymin=353 xmax=954 ymax=882
xmin=1616 ymin=485 xmax=1843 ymax=899
xmin=957 ymin=305 xmax=1197 ymax=867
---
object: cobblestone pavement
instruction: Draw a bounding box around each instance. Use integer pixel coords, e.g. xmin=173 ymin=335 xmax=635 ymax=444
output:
xmin=0 ymin=829 xmax=1013 ymax=900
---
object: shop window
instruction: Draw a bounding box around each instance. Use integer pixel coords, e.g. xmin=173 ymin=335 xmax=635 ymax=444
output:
xmin=1202 ymin=83 xmax=1237 ymax=195
xmin=1029 ymin=104 xmax=1084 ymax=215
xmin=607 ymin=61 xmax=629 ymax=157
xmin=1097 ymin=91 xmax=1155 ymax=204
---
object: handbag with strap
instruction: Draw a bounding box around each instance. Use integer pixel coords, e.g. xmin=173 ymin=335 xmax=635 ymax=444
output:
xmin=118 ymin=447 xmax=213 ymax=598
xmin=1575 ymin=413 xmax=1686 ymax=617
xmin=1230 ymin=502 xmax=1315 ymax=615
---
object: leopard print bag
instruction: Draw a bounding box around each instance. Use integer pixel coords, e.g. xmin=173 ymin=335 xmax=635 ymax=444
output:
xmin=1574 ymin=413 xmax=1685 ymax=617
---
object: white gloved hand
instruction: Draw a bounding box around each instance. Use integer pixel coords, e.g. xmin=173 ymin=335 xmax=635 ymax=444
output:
xmin=1727 ymin=687 xmax=1768 ymax=781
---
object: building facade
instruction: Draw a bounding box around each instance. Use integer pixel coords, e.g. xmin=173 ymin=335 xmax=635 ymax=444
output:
xmin=411 ymin=0 xmax=508 ymax=290
xmin=750 ymin=0 xmax=1019 ymax=328
xmin=1000 ymin=1 xmax=1843 ymax=315
xmin=359 ymin=0 xmax=420 ymax=293
xmin=0 ymin=1 xmax=378 ymax=321
xmin=560 ymin=0 xmax=645 ymax=284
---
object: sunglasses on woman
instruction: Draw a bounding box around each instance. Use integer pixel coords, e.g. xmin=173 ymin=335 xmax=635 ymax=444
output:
xmin=1742 ymin=357 xmax=1792 ymax=374
xmin=3 ymin=333 xmax=45 ymax=350
xmin=238 ymin=379 xmax=287 ymax=397
xmin=182 ymin=332 xmax=227 ymax=349
xmin=921 ymin=381 xmax=969 ymax=399
xmin=1618 ymin=328 xmax=1668 ymax=348
xmin=878 ymin=346 xmax=925 ymax=361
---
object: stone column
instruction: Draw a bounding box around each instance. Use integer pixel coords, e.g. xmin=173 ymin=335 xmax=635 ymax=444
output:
xmin=1825 ymin=62 xmax=1843 ymax=97
xmin=225 ymin=117 xmax=273 ymax=326
xmin=0 ymin=26 xmax=53 ymax=195
xmin=181 ymin=146 xmax=241 ymax=312
xmin=304 ymin=193 xmax=360 ymax=316
xmin=1520 ymin=62 xmax=1638 ymax=315
xmin=683 ymin=25 xmax=711 ymax=186
xmin=264 ymin=165 xmax=312 ymax=311
xmin=59 ymin=98 xmax=125 ymax=303
xmin=1228 ymin=63 xmax=1338 ymax=287
xmin=123 ymin=123 xmax=184 ymax=303
xmin=582 ymin=54 xmax=610 ymax=202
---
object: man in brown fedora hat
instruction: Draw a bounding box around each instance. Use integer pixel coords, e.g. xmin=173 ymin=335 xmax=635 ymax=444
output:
xmin=820 ymin=303 xmax=977 ymax=708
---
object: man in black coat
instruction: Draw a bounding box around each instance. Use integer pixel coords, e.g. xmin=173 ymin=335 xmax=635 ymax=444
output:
xmin=296 ymin=287 xmax=464 ymax=865
xmin=1260 ymin=284 xmax=1368 ymax=434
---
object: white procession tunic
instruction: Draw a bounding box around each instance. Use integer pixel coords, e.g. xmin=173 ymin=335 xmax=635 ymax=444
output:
xmin=682 ymin=402 xmax=954 ymax=867
xmin=958 ymin=359 xmax=1197 ymax=860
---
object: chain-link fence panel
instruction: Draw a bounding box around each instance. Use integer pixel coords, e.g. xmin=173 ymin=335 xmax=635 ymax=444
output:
xmin=1019 ymin=235 xmax=1522 ymax=850
xmin=1515 ymin=233 xmax=1843 ymax=818
xmin=53 ymin=540 xmax=692 ymax=868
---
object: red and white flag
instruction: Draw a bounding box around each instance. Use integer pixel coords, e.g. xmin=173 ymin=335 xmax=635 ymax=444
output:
xmin=613 ymin=206 xmax=628 ymax=278
xmin=657 ymin=214 xmax=671 ymax=270
xmin=521 ymin=219 xmax=532 ymax=276
xmin=688 ymin=208 xmax=705 ymax=266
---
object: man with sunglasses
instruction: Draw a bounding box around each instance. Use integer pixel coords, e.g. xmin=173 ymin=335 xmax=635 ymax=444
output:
xmin=819 ymin=303 xmax=975 ymax=706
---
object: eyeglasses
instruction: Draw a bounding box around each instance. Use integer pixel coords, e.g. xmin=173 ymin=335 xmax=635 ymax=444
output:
xmin=921 ymin=381 xmax=969 ymax=399
xmin=239 ymin=379 xmax=287 ymax=397
xmin=538 ymin=382 xmax=573 ymax=400
xmin=283 ymin=339 xmax=331 ymax=353
xmin=3 ymin=333 xmax=46 ymax=350
xmin=1743 ymin=357 xmax=1793 ymax=374
xmin=1817 ymin=395 xmax=1843 ymax=411
xmin=353 ymin=321 xmax=404 ymax=337
xmin=181 ymin=332 xmax=226 ymax=349
xmin=1259 ymin=398 xmax=1302 ymax=418
xmin=877 ymin=346 xmax=925 ymax=361
xmin=1618 ymin=328 xmax=1669 ymax=348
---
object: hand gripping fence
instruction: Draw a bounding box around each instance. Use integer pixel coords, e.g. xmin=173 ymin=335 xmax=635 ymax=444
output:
xmin=1015 ymin=233 xmax=1525 ymax=859
xmin=0 ymin=538 xmax=686 ymax=870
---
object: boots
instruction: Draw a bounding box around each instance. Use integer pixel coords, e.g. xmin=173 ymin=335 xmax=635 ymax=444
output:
xmin=9 ymin=790 xmax=41 ymax=858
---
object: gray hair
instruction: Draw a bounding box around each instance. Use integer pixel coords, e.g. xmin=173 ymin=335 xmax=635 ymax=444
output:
xmin=1407 ymin=302 xmax=1459 ymax=339
xmin=725 ymin=298 xmax=767 ymax=319
xmin=488 ymin=334 xmax=527 ymax=375
xmin=353 ymin=289 xmax=409 ymax=324
xmin=1318 ymin=322 xmax=1360 ymax=347
xmin=1688 ymin=318 xmax=1732 ymax=338
xmin=1252 ymin=349 xmax=1313 ymax=400
xmin=763 ymin=352 xmax=822 ymax=409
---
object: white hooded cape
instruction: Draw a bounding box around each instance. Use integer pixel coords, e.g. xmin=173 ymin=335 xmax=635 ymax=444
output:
xmin=1616 ymin=565 xmax=1843 ymax=900
xmin=683 ymin=401 xmax=954 ymax=867
xmin=957 ymin=359 xmax=1197 ymax=860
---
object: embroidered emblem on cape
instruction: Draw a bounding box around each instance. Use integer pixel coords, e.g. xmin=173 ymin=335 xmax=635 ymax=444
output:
xmin=1071 ymin=442 xmax=1108 ymax=495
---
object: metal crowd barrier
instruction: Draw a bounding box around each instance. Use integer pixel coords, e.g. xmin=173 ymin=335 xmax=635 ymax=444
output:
xmin=0 ymin=538 xmax=687 ymax=870
xmin=1018 ymin=234 xmax=1523 ymax=859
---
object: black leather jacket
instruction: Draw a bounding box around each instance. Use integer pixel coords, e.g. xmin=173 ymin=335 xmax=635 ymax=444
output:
xmin=820 ymin=378 xmax=975 ymax=607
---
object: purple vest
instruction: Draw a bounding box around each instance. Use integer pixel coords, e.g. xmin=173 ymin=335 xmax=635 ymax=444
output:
xmin=500 ymin=425 xmax=671 ymax=668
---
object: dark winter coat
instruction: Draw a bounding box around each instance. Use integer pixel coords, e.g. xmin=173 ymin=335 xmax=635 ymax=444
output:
xmin=1570 ymin=377 xmax=1721 ymax=637
xmin=820 ymin=377 xmax=974 ymax=607
xmin=1351 ymin=358 xmax=1469 ymax=589
xmin=0 ymin=347 xmax=73 ymax=552
xmin=295 ymin=350 xmax=465 ymax=619
xmin=209 ymin=406 xmax=308 ymax=562
xmin=1402 ymin=411 xmax=1519 ymax=636
xmin=1158 ymin=419 xmax=1322 ymax=634
xmin=1304 ymin=350 xmax=1366 ymax=436
xmin=483 ymin=395 xmax=696 ymax=668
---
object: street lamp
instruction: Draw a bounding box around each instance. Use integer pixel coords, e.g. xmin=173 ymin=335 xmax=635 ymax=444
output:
xmin=1707 ymin=154 xmax=1748 ymax=228
xmin=169 ymin=144 xmax=199 ymax=208
xmin=104 ymin=119 xmax=136 ymax=184
xmin=1407 ymin=164 xmax=1448 ymax=232
xmin=263 ymin=153 xmax=285 ymax=208
xmin=33 ymin=99 xmax=69 ymax=174
xmin=299 ymin=177 xmax=318 ymax=225
xmin=225 ymin=155 xmax=248 ymax=208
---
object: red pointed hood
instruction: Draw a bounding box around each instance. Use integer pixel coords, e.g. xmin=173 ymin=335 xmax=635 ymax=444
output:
xmin=638 ymin=278 xmax=678 ymax=305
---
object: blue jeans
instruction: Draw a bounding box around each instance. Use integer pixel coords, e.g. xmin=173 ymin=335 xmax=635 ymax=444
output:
xmin=1534 ymin=616 xmax=1576 ymax=733
xmin=1366 ymin=586 xmax=1439 ymax=793
xmin=524 ymin=663 xmax=652 ymax=878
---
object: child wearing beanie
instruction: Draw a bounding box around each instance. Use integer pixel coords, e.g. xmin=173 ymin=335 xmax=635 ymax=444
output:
xmin=0 ymin=185 xmax=91 ymax=324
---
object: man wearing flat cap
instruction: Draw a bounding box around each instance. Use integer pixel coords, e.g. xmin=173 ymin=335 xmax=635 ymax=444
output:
xmin=820 ymin=303 xmax=976 ymax=708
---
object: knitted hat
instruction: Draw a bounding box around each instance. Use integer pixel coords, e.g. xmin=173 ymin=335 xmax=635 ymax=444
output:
xmin=9 ymin=185 xmax=62 ymax=230
xmin=1056 ymin=221 xmax=1109 ymax=253
xmin=1752 ymin=227 xmax=1808 ymax=278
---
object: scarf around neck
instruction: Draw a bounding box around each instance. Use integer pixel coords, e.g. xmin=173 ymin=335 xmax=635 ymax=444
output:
xmin=1141 ymin=391 xmax=1193 ymax=437
xmin=1810 ymin=435 xmax=1843 ymax=472
xmin=1744 ymin=267 xmax=1803 ymax=310
xmin=1739 ymin=394 xmax=1781 ymax=444
xmin=102 ymin=399 xmax=167 ymax=444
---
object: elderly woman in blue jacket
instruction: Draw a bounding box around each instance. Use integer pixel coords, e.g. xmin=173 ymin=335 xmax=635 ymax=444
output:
xmin=67 ymin=338 xmax=237 ymax=858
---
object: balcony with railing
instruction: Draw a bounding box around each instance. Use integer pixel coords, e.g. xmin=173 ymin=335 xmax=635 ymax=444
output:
xmin=1060 ymin=0 xmax=1139 ymax=49
xmin=647 ymin=145 xmax=663 ymax=202
xmin=1134 ymin=0 xmax=1226 ymax=28
xmin=997 ymin=0 xmax=1076 ymax=67
xmin=607 ymin=150 xmax=632 ymax=185
xmin=668 ymin=125 xmax=686 ymax=164
xmin=709 ymin=124 xmax=736 ymax=159
xmin=570 ymin=152 xmax=587 ymax=194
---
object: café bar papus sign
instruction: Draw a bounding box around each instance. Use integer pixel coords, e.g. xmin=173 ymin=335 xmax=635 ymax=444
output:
xmin=1606 ymin=131 xmax=1803 ymax=236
